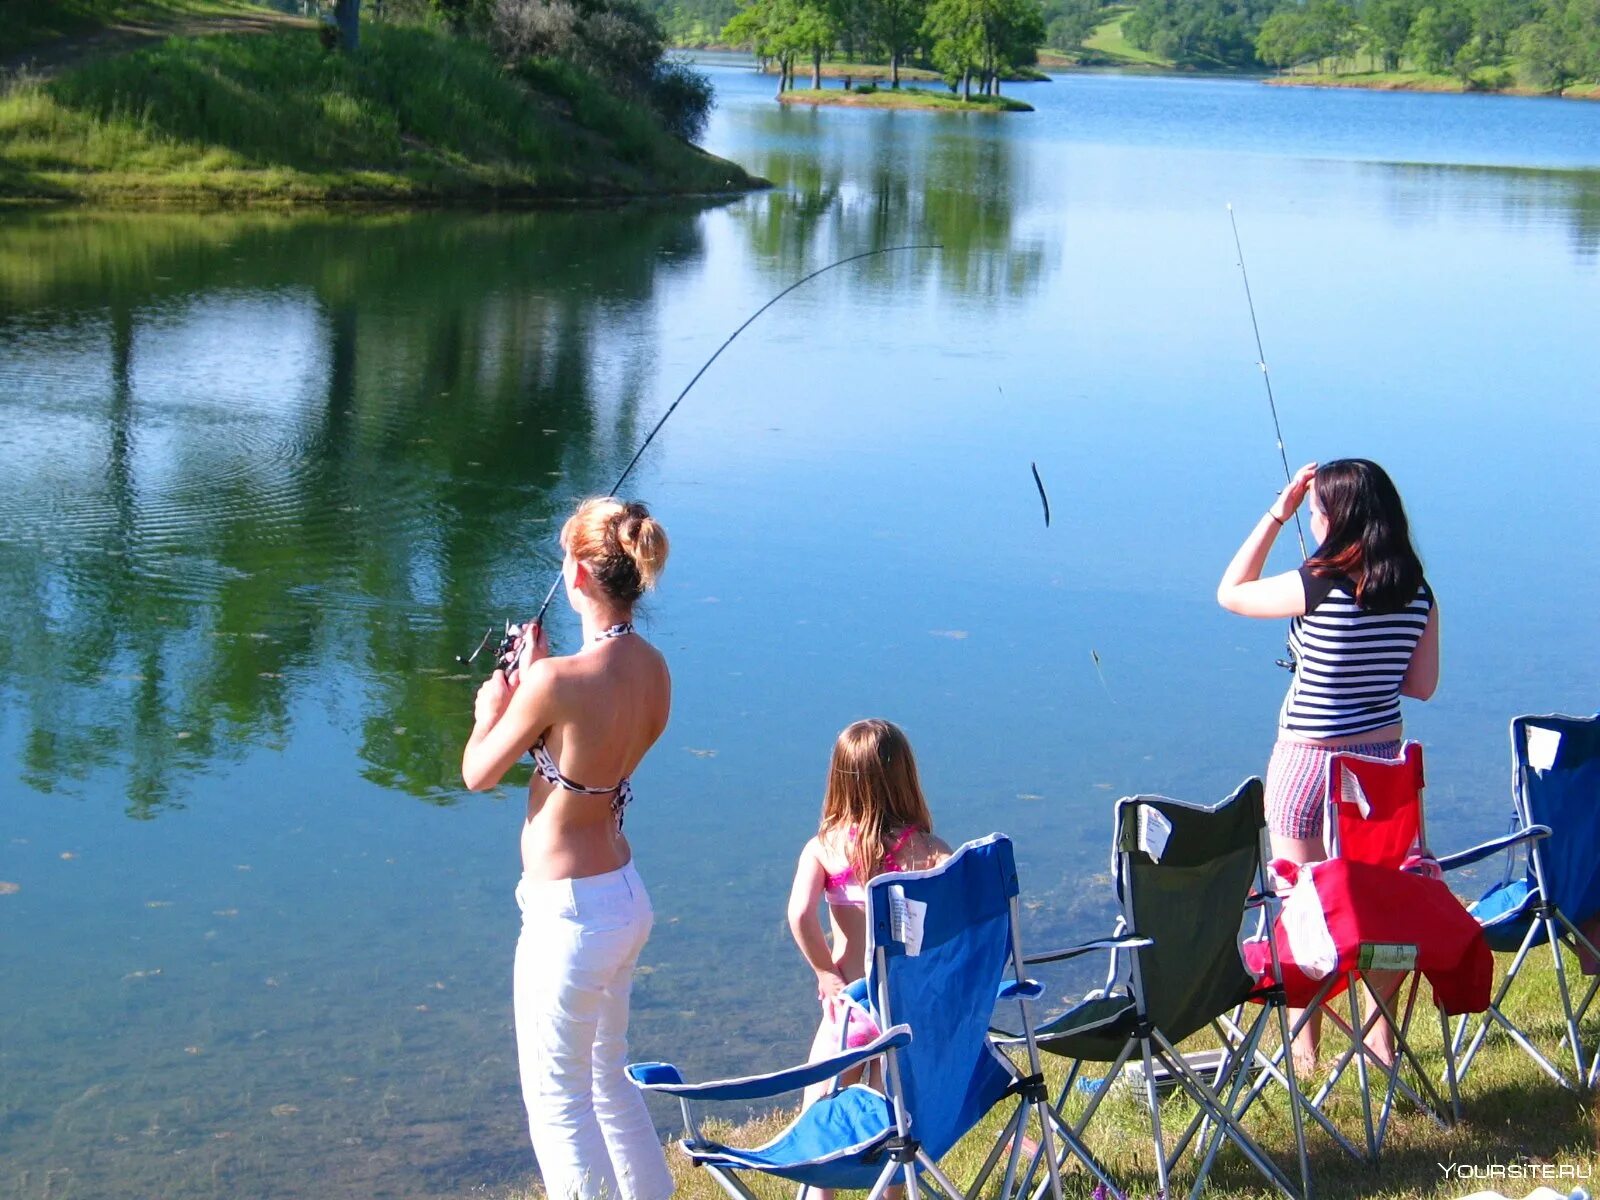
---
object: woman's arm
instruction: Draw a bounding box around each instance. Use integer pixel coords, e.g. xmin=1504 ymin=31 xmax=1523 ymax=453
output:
xmin=1217 ymin=462 xmax=1316 ymax=618
xmin=1400 ymin=603 xmax=1440 ymax=700
xmin=787 ymin=842 xmax=845 ymax=1005
xmin=461 ymin=658 xmax=558 ymax=791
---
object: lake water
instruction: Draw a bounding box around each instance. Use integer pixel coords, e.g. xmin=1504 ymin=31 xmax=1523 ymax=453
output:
xmin=1 ymin=61 xmax=1597 ymax=1200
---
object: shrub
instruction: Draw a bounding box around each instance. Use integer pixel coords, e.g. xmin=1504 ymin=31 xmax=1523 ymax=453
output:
xmin=651 ymin=57 xmax=713 ymax=141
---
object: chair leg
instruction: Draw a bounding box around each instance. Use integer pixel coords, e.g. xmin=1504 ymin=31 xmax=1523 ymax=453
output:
xmin=1547 ymin=915 xmax=1588 ymax=1084
xmin=1140 ymin=1037 xmax=1171 ymax=1200
xmin=1347 ymin=980 xmax=1377 ymax=1160
xmin=704 ymin=1166 xmax=766 ymax=1200
xmin=1438 ymin=1003 xmax=1462 ymax=1122
xmin=968 ymin=1102 xmax=1024 ymax=1200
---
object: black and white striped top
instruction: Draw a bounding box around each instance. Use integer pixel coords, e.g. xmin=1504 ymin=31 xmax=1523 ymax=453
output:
xmin=1281 ymin=566 xmax=1434 ymax=739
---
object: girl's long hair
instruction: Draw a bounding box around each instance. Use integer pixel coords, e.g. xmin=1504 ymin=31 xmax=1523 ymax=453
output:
xmin=1304 ymin=458 xmax=1424 ymax=612
xmin=819 ymin=719 xmax=932 ymax=888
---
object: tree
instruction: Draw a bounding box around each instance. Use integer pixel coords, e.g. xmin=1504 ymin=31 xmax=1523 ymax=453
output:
xmin=925 ymin=0 xmax=985 ymax=93
xmin=1304 ymin=0 xmax=1359 ymax=66
xmin=335 ymin=0 xmax=361 ymax=49
xmin=1041 ymin=0 xmax=1105 ymax=49
xmin=1404 ymin=0 xmax=1474 ymax=69
xmin=723 ymin=0 xmax=804 ymax=90
xmin=1256 ymin=6 xmax=1311 ymax=65
xmin=1362 ymin=0 xmax=1419 ymax=68
xmin=873 ymin=0 xmax=930 ymax=85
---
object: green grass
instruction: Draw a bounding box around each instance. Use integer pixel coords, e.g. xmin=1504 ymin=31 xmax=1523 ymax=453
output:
xmin=0 ymin=0 xmax=267 ymax=59
xmin=1079 ymin=7 xmax=1174 ymax=68
xmin=779 ymin=87 xmax=1034 ymax=112
xmin=494 ymin=946 xmax=1600 ymax=1200
xmin=0 ymin=25 xmax=758 ymax=203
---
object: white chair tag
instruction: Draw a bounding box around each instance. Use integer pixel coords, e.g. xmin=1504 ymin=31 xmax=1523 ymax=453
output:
xmin=1138 ymin=807 xmax=1172 ymax=861
xmin=888 ymin=886 xmax=926 ymax=956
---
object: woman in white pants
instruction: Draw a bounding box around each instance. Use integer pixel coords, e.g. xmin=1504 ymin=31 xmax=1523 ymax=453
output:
xmin=463 ymin=498 xmax=674 ymax=1200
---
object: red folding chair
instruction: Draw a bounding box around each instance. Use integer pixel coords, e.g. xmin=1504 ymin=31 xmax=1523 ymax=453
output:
xmin=1232 ymin=742 xmax=1480 ymax=1162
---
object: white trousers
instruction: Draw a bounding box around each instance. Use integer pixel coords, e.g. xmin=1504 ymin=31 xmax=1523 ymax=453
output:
xmin=514 ymin=862 xmax=673 ymax=1200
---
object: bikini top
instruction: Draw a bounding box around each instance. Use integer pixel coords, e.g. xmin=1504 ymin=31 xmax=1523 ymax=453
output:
xmin=822 ymin=827 xmax=917 ymax=909
xmin=529 ymin=622 xmax=636 ymax=831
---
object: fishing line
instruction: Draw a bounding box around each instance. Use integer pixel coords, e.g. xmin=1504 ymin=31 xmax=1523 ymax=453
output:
xmin=455 ymin=243 xmax=942 ymax=667
xmin=1226 ymin=204 xmax=1307 ymax=559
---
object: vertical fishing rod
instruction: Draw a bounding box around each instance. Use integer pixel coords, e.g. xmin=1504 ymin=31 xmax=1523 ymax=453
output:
xmin=528 ymin=242 xmax=940 ymax=629
xmin=1226 ymin=204 xmax=1307 ymax=558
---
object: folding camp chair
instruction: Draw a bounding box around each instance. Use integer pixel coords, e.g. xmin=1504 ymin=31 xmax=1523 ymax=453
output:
xmin=627 ymin=834 xmax=1075 ymax=1200
xmin=992 ymin=778 xmax=1310 ymax=1200
xmin=1233 ymin=742 xmax=1471 ymax=1163
xmin=1446 ymin=714 xmax=1600 ymax=1090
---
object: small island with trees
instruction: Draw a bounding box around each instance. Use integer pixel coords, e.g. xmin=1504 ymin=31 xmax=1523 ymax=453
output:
xmin=718 ymin=0 xmax=1051 ymax=110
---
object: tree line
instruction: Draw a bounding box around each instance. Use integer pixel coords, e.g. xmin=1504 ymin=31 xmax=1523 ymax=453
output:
xmin=1075 ymin=0 xmax=1598 ymax=83
xmin=719 ymin=0 xmax=1047 ymax=94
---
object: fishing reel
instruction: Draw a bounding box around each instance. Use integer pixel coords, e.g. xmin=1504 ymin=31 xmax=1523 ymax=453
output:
xmin=456 ymin=619 xmax=539 ymax=677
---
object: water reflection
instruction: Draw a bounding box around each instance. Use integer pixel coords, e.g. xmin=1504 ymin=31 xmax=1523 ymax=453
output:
xmin=0 ymin=208 xmax=713 ymax=813
xmin=733 ymin=106 xmax=1051 ymax=298
xmin=1371 ymin=161 xmax=1600 ymax=259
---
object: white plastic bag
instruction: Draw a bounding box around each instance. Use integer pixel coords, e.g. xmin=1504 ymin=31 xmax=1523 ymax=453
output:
xmin=1271 ymin=859 xmax=1339 ymax=980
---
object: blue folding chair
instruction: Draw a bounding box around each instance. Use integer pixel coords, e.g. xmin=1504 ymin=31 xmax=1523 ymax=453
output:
xmin=1445 ymin=714 xmax=1600 ymax=1090
xmin=627 ymin=834 xmax=1071 ymax=1200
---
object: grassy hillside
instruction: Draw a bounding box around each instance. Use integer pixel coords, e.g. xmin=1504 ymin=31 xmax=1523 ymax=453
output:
xmin=0 ymin=0 xmax=268 ymax=60
xmin=0 ymin=24 xmax=759 ymax=203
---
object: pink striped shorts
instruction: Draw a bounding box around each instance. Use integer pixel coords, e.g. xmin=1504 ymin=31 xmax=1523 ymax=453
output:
xmin=1264 ymin=737 xmax=1402 ymax=839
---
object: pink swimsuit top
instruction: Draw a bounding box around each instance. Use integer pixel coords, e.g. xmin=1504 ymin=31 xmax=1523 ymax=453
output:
xmin=822 ymin=827 xmax=917 ymax=908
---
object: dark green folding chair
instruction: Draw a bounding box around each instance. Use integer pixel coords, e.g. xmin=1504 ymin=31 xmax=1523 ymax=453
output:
xmin=991 ymin=778 xmax=1310 ymax=1200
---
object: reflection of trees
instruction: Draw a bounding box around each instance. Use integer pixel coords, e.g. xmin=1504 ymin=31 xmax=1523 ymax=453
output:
xmin=731 ymin=105 xmax=1049 ymax=298
xmin=1373 ymin=161 xmax=1600 ymax=261
xmin=0 ymin=207 xmax=712 ymax=813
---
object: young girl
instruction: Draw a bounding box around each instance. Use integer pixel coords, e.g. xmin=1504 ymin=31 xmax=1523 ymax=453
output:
xmin=786 ymin=719 xmax=951 ymax=1109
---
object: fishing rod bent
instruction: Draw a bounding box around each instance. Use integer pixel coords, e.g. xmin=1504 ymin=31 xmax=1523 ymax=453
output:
xmin=531 ymin=241 xmax=942 ymax=627
xmin=455 ymin=243 xmax=943 ymax=668
xmin=1226 ymin=204 xmax=1307 ymax=559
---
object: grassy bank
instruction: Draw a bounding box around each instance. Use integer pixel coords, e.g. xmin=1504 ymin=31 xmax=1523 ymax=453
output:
xmin=1266 ymin=68 xmax=1600 ymax=99
xmin=779 ymin=87 xmax=1034 ymax=112
xmin=493 ymin=947 xmax=1599 ymax=1200
xmin=0 ymin=24 xmax=759 ymax=203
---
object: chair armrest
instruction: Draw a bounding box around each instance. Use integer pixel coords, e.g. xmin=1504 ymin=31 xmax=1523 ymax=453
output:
xmin=626 ymin=1024 xmax=911 ymax=1102
xmin=1437 ymin=825 xmax=1551 ymax=872
xmin=1025 ymin=935 xmax=1153 ymax=966
xmin=999 ymin=978 xmax=1044 ymax=1002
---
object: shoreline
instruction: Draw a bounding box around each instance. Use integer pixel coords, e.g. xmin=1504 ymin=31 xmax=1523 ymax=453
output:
xmin=777 ymin=87 xmax=1033 ymax=113
xmin=1265 ymin=74 xmax=1600 ymax=100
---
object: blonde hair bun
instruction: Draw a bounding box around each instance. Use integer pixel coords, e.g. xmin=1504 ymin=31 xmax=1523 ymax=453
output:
xmin=561 ymin=497 xmax=669 ymax=604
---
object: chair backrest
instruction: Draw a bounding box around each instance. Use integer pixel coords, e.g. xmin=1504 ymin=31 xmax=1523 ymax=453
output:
xmin=1326 ymin=740 xmax=1425 ymax=869
xmin=864 ymin=834 xmax=1020 ymax=1159
xmin=1515 ymin=714 xmax=1600 ymax=922
xmin=1112 ymin=778 xmax=1264 ymax=1044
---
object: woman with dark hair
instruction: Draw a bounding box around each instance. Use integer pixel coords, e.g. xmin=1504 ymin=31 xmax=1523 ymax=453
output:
xmin=1217 ymin=459 xmax=1440 ymax=1070
xmin=462 ymin=497 xmax=674 ymax=1200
